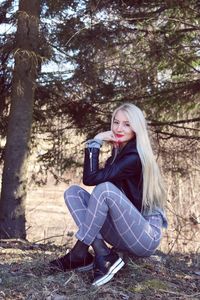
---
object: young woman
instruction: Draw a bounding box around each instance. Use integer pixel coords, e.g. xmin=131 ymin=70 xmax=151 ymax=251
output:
xmin=50 ymin=103 xmax=168 ymax=287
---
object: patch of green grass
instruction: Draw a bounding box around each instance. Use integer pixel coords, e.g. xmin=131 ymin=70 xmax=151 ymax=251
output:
xmin=130 ymin=278 xmax=169 ymax=293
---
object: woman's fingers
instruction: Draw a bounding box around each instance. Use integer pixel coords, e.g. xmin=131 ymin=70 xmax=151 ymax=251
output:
xmin=94 ymin=131 xmax=117 ymax=142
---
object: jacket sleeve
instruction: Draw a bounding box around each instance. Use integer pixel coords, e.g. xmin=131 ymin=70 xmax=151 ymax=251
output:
xmin=83 ymin=146 xmax=141 ymax=186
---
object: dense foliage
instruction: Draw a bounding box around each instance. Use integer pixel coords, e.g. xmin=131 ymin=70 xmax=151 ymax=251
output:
xmin=0 ymin=0 xmax=199 ymax=172
xmin=42 ymin=1 xmax=200 ymax=128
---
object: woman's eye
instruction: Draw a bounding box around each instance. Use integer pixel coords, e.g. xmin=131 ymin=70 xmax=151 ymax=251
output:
xmin=113 ymin=121 xmax=119 ymax=124
xmin=125 ymin=123 xmax=130 ymax=127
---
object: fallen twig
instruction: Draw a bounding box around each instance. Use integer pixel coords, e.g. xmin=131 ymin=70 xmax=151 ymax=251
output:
xmin=159 ymin=289 xmax=200 ymax=298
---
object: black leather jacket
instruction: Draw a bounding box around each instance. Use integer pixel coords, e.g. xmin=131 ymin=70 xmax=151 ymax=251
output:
xmin=83 ymin=138 xmax=143 ymax=212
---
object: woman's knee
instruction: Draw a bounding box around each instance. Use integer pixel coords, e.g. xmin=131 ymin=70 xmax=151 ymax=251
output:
xmin=93 ymin=181 xmax=116 ymax=194
xmin=64 ymin=184 xmax=81 ymax=205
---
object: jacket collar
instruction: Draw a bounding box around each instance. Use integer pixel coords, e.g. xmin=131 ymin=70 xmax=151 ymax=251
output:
xmin=115 ymin=138 xmax=137 ymax=159
xmin=119 ymin=137 xmax=137 ymax=153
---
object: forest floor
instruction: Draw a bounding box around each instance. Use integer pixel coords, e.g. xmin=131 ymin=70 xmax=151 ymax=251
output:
xmin=0 ymin=239 xmax=200 ymax=300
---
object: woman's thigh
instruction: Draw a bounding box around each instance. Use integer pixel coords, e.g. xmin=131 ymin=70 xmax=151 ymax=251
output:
xmin=96 ymin=183 xmax=163 ymax=257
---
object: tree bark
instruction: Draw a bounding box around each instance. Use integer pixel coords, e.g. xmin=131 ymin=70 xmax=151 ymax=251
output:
xmin=0 ymin=0 xmax=41 ymax=238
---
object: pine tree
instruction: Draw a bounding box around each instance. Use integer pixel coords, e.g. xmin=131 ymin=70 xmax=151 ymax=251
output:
xmin=0 ymin=0 xmax=41 ymax=238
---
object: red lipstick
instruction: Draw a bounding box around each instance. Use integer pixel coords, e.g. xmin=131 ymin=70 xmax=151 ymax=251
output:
xmin=115 ymin=134 xmax=124 ymax=138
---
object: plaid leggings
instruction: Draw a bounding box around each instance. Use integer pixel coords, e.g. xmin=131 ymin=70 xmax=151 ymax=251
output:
xmin=64 ymin=182 xmax=163 ymax=257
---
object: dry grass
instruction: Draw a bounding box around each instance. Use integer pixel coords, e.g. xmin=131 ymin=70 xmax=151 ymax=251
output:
xmin=0 ymin=240 xmax=200 ymax=300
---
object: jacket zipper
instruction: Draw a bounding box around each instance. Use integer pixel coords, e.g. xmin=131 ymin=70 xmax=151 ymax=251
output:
xmin=89 ymin=149 xmax=92 ymax=171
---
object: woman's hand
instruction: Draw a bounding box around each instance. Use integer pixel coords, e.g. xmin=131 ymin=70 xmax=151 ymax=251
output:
xmin=94 ymin=131 xmax=117 ymax=143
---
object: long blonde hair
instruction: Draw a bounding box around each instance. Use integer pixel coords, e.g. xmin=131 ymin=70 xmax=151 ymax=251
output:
xmin=111 ymin=103 xmax=166 ymax=211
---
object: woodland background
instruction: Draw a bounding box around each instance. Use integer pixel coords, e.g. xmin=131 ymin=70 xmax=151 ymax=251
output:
xmin=0 ymin=0 xmax=199 ymax=255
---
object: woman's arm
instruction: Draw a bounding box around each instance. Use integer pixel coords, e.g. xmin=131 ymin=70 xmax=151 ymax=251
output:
xmin=83 ymin=143 xmax=141 ymax=186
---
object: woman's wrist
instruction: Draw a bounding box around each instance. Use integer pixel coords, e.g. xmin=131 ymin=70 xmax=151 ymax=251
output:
xmin=94 ymin=133 xmax=103 ymax=140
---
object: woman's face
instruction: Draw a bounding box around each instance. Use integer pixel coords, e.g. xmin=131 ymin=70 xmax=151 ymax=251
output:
xmin=112 ymin=109 xmax=135 ymax=146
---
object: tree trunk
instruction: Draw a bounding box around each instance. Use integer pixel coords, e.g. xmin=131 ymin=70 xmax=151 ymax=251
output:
xmin=0 ymin=0 xmax=41 ymax=239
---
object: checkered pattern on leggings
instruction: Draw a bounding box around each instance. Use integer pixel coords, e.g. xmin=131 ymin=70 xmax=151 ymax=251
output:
xmin=64 ymin=182 xmax=163 ymax=257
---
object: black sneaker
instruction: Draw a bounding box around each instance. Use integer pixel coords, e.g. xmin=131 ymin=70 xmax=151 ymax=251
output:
xmin=49 ymin=251 xmax=94 ymax=272
xmin=92 ymin=250 xmax=125 ymax=287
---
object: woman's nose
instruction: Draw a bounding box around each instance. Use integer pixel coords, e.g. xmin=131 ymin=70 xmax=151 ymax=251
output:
xmin=117 ymin=123 xmax=123 ymax=131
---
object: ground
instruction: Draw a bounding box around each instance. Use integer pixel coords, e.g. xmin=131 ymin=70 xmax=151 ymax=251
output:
xmin=0 ymin=240 xmax=199 ymax=300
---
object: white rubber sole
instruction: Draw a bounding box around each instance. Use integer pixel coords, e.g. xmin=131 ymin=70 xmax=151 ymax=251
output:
xmin=92 ymin=258 xmax=125 ymax=287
